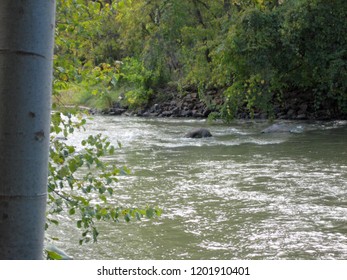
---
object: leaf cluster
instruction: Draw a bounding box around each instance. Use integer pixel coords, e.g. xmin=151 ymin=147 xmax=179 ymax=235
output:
xmin=48 ymin=111 xmax=161 ymax=252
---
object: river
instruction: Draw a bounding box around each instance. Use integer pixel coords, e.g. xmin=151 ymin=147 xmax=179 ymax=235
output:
xmin=48 ymin=116 xmax=347 ymax=260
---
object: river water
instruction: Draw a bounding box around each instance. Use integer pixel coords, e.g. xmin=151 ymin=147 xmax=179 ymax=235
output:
xmin=49 ymin=116 xmax=347 ymax=260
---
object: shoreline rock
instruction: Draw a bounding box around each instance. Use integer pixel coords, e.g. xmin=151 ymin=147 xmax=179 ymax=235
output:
xmin=99 ymin=88 xmax=346 ymax=121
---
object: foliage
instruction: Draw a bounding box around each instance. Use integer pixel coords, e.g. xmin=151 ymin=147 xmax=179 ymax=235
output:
xmin=47 ymin=111 xmax=162 ymax=252
xmin=55 ymin=0 xmax=347 ymax=118
xmin=119 ymin=57 xmax=155 ymax=108
xmin=280 ymin=0 xmax=347 ymax=113
xmin=54 ymin=0 xmax=121 ymax=108
xmin=212 ymin=0 xmax=347 ymax=117
xmin=215 ymin=6 xmax=284 ymax=117
xmin=48 ymin=0 xmax=162 ymax=259
xmin=83 ymin=62 xmax=122 ymax=109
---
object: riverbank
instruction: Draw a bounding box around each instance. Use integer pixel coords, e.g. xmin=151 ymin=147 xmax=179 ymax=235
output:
xmin=99 ymin=88 xmax=347 ymax=121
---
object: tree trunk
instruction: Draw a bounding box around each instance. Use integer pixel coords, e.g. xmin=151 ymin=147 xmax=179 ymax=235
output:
xmin=0 ymin=0 xmax=55 ymax=259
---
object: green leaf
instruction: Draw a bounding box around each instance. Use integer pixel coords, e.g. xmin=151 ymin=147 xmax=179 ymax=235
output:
xmin=47 ymin=251 xmax=63 ymax=260
xmin=99 ymin=194 xmax=107 ymax=203
xmin=107 ymin=187 xmax=114 ymax=195
xmin=92 ymin=227 xmax=99 ymax=242
xmin=124 ymin=214 xmax=131 ymax=222
xmin=68 ymin=161 xmax=77 ymax=173
xmin=68 ymin=146 xmax=75 ymax=153
xmin=77 ymin=220 xmax=82 ymax=228
xmin=45 ymin=244 xmax=73 ymax=260
xmin=99 ymin=208 xmax=108 ymax=216
xmin=155 ymin=208 xmax=163 ymax=217
xmin=48 ymin=218 xmax=59 ymax=226
xmin=146 ymin=208 xmax=154 ymax=219
xmin=109 ymin=146 xmax=115 ymax=155
xmin=69 ymin=208 xmax=75 ymax=215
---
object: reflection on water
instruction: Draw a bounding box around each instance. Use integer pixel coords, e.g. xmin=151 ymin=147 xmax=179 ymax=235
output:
xmin=48 ymin=117 xmax=347 ymax=259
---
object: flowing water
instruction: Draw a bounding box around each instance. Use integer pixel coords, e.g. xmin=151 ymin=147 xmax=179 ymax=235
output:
xmin=49 ymin=116 xmax=347 ymax=260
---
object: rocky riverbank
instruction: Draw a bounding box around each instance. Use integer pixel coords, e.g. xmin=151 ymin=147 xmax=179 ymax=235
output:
xmin=106 ymin=89 xmax=223 ymax=119
xmin=100 ymin=88 xmax=346 ymax=121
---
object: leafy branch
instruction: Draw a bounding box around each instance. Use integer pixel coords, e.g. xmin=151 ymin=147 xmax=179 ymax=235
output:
xmin=48 ymin=113 xmax=161 ymax=247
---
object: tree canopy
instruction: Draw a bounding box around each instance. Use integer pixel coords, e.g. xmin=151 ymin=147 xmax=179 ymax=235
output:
xmin=55 ymin=0 xmax=347 ymax=119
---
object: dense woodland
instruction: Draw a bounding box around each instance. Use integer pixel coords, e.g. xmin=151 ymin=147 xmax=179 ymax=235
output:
xmin=54 ymin=0 xmax=347 ymax=120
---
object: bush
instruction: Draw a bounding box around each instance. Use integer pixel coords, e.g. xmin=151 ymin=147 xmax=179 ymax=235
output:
xmin=219 ymin=0 xmax=347 ymax=118
xmin=120 ymin=57 xmax=155 ymax=108
xmin=281 ymin=0 xmax=347 ymax=114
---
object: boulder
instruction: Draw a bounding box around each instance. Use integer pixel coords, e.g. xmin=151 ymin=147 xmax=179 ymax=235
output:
xmin=261 ymin=123 xmax=304 ymax=133
xmin=109 ymin=108 xmax=126 ymax=115
xmin=185 ymin=128 xmax=212 ymax=138
xmin=160 ymin=110 xmax=173 ymax=117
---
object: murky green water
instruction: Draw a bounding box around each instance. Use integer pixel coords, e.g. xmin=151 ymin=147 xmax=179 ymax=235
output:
xmin=49 ymin=117 xmax=347 ymax=259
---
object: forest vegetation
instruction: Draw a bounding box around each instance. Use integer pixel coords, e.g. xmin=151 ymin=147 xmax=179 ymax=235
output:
xmin=54 ymin=0 xmax=347 ymax=120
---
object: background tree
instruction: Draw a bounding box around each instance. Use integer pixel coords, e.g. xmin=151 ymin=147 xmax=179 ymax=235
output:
xmin=56 ymin=0 xmax=347 ymax=118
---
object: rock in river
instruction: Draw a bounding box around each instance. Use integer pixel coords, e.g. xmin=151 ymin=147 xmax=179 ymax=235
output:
xmin=261 ymin=123 xmax=305 ymax=133
xmin=185 ymin=128 xmax=212 ymax=138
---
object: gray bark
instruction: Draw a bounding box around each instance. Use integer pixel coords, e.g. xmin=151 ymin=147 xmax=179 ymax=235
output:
xmin=0 ymin=0 xmax=55 ymax=259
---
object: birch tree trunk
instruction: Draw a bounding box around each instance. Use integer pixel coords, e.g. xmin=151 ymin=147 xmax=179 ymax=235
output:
xmin=0 ymin=0 xmax=55 ymax=259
